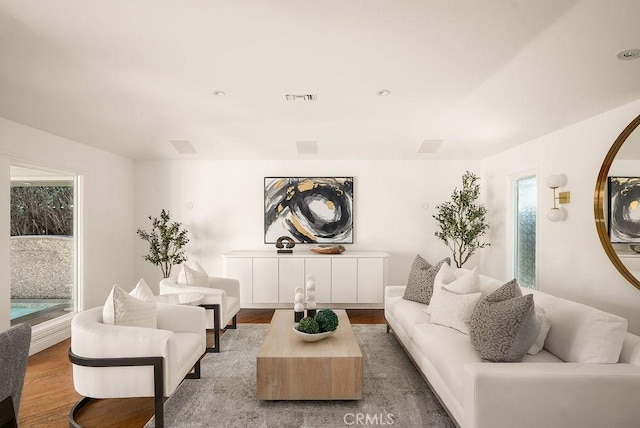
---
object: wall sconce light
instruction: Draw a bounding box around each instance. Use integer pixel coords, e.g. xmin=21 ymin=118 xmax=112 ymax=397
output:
xmin=546 ymin=174 xmax=570 ymax=222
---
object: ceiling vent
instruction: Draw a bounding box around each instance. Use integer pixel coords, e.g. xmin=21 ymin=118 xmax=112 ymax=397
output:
xmin=296 ymin=141 xmax=318 ymax=154
xmin=417 ymin=139 xmax=444 ymax=154
xmin=170 ymin=140 xmax=197 ymax=154
xmin=285 ymin=94 xmax=317 ymax=101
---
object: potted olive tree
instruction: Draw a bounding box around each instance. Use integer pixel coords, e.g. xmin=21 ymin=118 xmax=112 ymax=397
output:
xmin=136 ymin=209 xmax=189 ymax=278
xmin=433 ymin=171 xmax=490 ymax=268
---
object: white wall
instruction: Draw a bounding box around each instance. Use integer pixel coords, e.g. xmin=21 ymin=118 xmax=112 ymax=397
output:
xmin=134 ymin=159 xmax=479 ymax=290
xmin=0 ymin=118 xmax=135 ymax=326
xmin=481 ymin=99 xmax=640 ymax=334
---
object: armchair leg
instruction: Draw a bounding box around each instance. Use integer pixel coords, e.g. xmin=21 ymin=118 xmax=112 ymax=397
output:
xmin=185 ymin=359 xmax=201 ymax=379
xmin=0 ymin=396 xmax=17 ymax=428
xmin=200 ymin=304 xmax=221 ymax=353
xmin=226 ymin=314 xmax=237 ymax=330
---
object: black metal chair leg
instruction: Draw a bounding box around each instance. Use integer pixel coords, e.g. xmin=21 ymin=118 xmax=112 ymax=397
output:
xmin=200 ymin=304 xmax=221 ymax=353
xmin=226 ymin=314 xmax=237 ymax=330
xmin=185 ymin=359 xmax=201 ymax=379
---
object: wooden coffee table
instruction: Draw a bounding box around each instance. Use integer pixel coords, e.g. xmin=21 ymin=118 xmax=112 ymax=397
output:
xmin=256 ymin=309 xmax=363 ymax=400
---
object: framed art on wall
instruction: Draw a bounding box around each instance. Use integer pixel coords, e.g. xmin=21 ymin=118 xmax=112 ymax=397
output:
xmin=264 ymin=177 xmax=354 ymax=244
xmin=608 ymin=176 xmax=640 ymax=243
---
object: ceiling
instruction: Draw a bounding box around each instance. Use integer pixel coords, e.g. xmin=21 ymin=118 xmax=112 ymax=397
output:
xmin=1 ymin=0 xmax=639 ymax=160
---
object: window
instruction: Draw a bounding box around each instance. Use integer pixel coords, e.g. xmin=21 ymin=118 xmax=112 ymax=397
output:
xmin=513 ymin=175 xmax=537 ymax=289
xmin=10 ymin=165 xmax=77 ymax=327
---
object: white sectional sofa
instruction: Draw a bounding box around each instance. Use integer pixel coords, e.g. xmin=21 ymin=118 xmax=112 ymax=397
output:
xmin=385 ymin=268 xmax=640 ymax=428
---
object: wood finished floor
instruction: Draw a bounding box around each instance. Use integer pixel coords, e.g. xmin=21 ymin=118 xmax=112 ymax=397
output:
xmin=19 ymin=308 xmax=385 ymax=428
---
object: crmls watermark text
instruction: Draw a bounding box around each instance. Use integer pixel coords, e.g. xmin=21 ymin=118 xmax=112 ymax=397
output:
xmin=343 ymin=412 xmax=395 ymax=426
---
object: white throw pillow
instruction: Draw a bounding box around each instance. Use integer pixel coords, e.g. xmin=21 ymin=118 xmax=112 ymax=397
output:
xmin=103 ymin=285 xmax=157 ymax=328
xmin=426 ymin=264 xmax=480 ymax=315
xmin=446 ymin=266 xmax=480 ymax=294
xmin=531 ymin=290 xmax=628 ymax=363
xmin=129 ymin=278 xmax=155 ymax=302
xmin=433 ymin=262 xmax=457 ymax=289
xmin=428 ymin=287 xmax=482 ymax=334
xmin=527 ymin=307 xmax=551 ymax=355
xmin=178 ymin=261 xmax=209 ymax=286
xmin=185 ymin=263 xmax=209 ymax=287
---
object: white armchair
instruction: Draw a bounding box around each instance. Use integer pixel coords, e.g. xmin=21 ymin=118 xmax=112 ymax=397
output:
xmin=69 ymin=303 xmax=206 ymax=428
xmin=159 ymin=275 xmax=241 ymax=353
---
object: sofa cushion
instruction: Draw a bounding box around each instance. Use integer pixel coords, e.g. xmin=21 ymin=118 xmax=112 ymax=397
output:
xmin=103 ymin=285 xmax=157 ymax=328
xmin=469 ymin=280 xmax=537 ymax=362
xmin=412 ymin=322 xmax=482 ymax=406
xmin=429 ymin=287 xmax=481 ymax=334
xmin=388 ymin=294 xmax=432 ymax=336
xmin=129 ymin=278 xmax=155 ymax=302
xmin=402 ymin=256 xmax=450 ymax=304
xmin=528 ymin=289 xmax=628 ymax=363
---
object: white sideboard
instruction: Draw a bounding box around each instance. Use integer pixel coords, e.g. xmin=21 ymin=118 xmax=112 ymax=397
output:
xmin=222 ymin=251 xmax=389 ymax=308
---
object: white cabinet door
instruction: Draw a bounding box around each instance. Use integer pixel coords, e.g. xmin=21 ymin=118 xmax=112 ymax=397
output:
xmin=223 ymin=258 xmax=253 ymax=305
xmin=305 ymin=258 xmax=332 ymax=303
xmin=224 ymin=257 xmax=253 ymax=306
xmin=357 ymin=258 xmax=384 ymax=303
xmin=253 ymin=258 xmax=278 ymax=303
xmin=278 ymin=258 xmax=305 ymax=303
xmin=331 ymin=258 xmax=358 ymax=303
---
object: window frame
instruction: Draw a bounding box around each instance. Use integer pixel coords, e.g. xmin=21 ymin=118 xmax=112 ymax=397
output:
xmin=9 ymin=161 xmax=82 ymax=353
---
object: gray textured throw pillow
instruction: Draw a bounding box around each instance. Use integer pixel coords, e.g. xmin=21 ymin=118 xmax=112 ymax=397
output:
xmin=403 ymin=256 xmax=450 ymax=304
xmin=469 ymin=279 xmax=538 ymax=362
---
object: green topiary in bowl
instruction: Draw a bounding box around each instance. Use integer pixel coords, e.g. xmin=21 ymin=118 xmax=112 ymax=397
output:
xmin=296 ymin=316 xmax=320 ymax=334
xmin=315 ymin=309 xmax=339 ymax=333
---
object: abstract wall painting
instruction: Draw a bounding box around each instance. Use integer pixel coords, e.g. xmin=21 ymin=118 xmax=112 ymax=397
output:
xmin=264 ymin=177 xmax=354 ymax=244
xmin=608 ymin=176 xmax=640 ymax=243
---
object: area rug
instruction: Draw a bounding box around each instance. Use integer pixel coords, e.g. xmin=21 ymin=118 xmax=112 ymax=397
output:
xmin=146 ymin=324 xmax=454 ymax=428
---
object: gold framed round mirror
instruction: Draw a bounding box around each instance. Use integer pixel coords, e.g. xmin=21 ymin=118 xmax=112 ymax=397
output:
xmin=594 ymin=114 xmax=640 ymax=291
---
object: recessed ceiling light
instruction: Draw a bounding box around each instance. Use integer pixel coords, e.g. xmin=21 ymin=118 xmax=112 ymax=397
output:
xmin=170 ymin=140 xmax=197 ymax=154
xmin=616 ymin=49 xmax=640 ymax=61
xmin=212 ymin=90 xmax=226 ymax=96
xmin=377 ymin=89 xmax=391 ymax=96
xmin=417 ymin=139 xmax=444 ymax=154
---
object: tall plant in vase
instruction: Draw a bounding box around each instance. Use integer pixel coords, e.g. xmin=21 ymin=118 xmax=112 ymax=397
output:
xmin=136 ymin=209 xmax=189 ymax=278
xmin=433 ymin=171 xmax=490 ymax=268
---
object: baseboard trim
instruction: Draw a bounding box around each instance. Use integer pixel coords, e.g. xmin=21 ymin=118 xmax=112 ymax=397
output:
xmin=240 ymin=303 xmax=383 ymax=310
xmin=29 ymin=312 xmax=75 ymax=355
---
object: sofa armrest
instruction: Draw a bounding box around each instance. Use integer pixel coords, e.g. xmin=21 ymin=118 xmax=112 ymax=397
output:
xmin=71 ymin=317 xmax=174 ymax=360
xmin=156 ymin=303 xmax=206 ymax=335
xmin=463 ymin=362 xmax=640 ymax=428
xmin=209 ymin=276 xmax=240 ymax=299
xmin=385 ymin=285 xmax=406 ymax=300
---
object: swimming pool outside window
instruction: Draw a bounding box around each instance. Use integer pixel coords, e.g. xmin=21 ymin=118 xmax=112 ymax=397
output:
xmin=10 ymin=165 xmax=77 ymax=327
